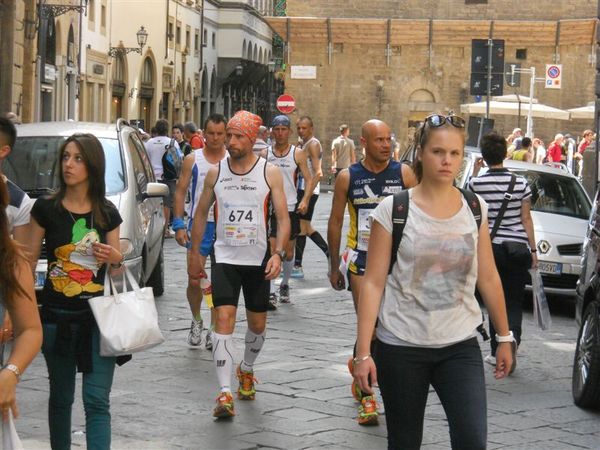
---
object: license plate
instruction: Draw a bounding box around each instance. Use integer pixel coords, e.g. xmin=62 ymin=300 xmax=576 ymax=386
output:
xmin=35 ymin=271 xmax=46 ymax=288
xmin=538 ymin=261 xmax=562 ymax=275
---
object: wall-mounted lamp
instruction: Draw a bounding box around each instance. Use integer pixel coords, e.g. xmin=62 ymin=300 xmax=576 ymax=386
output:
xmin=183 ymin=100 xmax=191 ymax=109
xmin=109 ymin=26 xmax=148 ymax=58
xmin=128 ymin=87 xmax=138 ymax=98
xmin=235 ymin=64 xmax=243 ymax=76
xmin=23 ymin=16 xmax=38 ymax=40
xmin=267 ymin=60 xmax=276 ymax=73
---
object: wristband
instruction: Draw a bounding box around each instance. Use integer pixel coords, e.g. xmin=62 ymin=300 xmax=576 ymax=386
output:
xmin=530 ymin=249 xmax=537 ymax=253
xmin=352 ymin=354 xmax=371 ymax=365
xmin=495 ymin=331 xmax=515 ymax=343
xmin=2 ymin=363 xmax=21 ymax=382
xmin=172 ymin=217 xmax=186 ymax=231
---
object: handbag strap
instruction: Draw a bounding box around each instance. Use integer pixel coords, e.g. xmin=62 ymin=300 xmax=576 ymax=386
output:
xmin=490 ymin=173 xmax=517 ymax=241
xmin=103 ymin=266 xmax=141 ymax=297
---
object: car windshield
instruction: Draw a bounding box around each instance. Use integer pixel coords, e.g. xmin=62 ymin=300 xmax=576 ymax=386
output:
xmin=5 ymin=136 xmax=125 ymax=196
xmin=513 ymin=170 xmax=590 ymax=219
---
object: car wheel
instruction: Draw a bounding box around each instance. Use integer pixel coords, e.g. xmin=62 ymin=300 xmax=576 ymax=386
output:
xmin=572 ymin=301 xmax=600 ymax=409
xmin=146 ymin=248 xmax=164 ymax=297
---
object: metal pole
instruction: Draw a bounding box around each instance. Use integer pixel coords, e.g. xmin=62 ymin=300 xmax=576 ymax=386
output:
xmin=485 ymin=38 xmax=492 ymax=119
xmin=526 ymin=66 xmax=535 ymax=137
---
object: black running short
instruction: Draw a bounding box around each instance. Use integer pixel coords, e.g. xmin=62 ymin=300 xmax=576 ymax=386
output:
xmin=211 ymin=263 xmax=270 ymax=313
xmin=269 ymin=211 xmax=300 ymax=240
xmin=296 ymin=190 xmax=319 ymax=221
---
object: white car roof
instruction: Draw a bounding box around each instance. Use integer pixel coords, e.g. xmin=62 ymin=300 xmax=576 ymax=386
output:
xmin=465 ymin=146 xmax=578 ymax=179
xmin=16 ymin=121 xmax=119 ymax=140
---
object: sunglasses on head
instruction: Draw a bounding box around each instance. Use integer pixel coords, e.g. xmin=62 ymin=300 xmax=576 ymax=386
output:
xmin=424 ymin=114 xmax=466 ymax=129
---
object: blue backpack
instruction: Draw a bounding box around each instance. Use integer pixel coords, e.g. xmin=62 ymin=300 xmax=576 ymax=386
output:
xmin=162 ymin=138 xmax=183 ymax=180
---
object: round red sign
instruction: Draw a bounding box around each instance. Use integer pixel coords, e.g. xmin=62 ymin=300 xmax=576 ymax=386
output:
xmin=276 ymin=94 xmax=296 ymax=114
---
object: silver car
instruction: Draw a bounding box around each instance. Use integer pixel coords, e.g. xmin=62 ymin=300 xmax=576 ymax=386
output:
xmin=460 ymin=147 xmax=591 ymax=297
xmin=7 ymin=120 xmax=168 ymax=295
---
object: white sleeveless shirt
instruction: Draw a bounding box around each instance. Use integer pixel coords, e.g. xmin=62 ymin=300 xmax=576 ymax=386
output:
xmin=187 ymin=148 xmax=227 ymax=222
xmin=267 ymin=145 xmax=298 ymax=212
xmin=298 ymin=136 xmax=321 ymax=195
xmin=213 ymin=157 xmax=270 ymax=266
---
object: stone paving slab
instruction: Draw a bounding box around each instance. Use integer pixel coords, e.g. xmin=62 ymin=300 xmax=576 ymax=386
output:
xmin=11 ymin=193 xmax=600 ymax=449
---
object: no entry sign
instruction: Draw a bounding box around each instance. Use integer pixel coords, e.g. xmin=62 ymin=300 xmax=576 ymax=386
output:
xmin=276 ymin=94 xmax=296 ymax=114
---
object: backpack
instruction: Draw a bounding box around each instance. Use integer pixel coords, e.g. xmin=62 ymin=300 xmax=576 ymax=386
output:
xmin=388 ymin=188 xmax=482 ymax=274
xmin=162 ymin=138 xmax=183 ymax=180
xmin=388 ymin=188 xmax=489 ymax=340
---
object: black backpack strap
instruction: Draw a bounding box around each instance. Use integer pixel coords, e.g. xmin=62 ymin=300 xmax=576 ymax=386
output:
xmin=389 ymin=190 xmax=410 ymax=275
xmin=489 ymin=173 xmax=516 ymax=240
xmin=459 ymin=188 xmax=482 ymax=230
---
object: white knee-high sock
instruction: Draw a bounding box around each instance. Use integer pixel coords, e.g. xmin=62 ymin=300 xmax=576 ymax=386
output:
xmin=212 ymin=333 xmax=234 ymax=392
xmin=240 ymin=329 xmax=266 ymax=373
xmin=281 ymin=259 xmax=293 ymax=286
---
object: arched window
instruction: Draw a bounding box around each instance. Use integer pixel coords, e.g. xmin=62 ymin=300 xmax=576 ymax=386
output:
xmin=141 ymin=58 xmax=153 ymax=86
xmin=246 ymin=41 xmax=253 ymax=60
xmin=242 ymin=39 xmax=247 ymax=58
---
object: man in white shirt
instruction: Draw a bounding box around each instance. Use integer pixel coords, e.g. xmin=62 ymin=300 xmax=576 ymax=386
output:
xmin=145 ymin=119 xmax=181 ymax=237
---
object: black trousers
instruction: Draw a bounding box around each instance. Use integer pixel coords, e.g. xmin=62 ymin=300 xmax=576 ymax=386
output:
xmin=489 ymin=242 xmax=532 ymax=355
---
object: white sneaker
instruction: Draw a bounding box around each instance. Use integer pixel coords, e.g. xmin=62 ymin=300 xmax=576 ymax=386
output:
xmin=484 ymin=354 xmax=496 ymax=366
xmin=187 ymin=319 xmax=203 ymax=346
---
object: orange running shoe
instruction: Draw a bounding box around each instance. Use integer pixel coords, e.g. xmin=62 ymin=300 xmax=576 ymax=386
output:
xmin=236 ymin=365 xmax=258 ymax=400
xmin=213 ymin=391 xmax=235 ymax=418
xmin=347 ymin=357 xmax=363 ymax=402
xmin=358 ymin=395 xmax=379 ymax=426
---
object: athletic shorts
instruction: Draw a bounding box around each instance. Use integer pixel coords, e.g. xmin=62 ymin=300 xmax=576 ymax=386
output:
xmin=211 ymin=263 xmax=270 ymax=313
xmin=186 ymin=220 xmax=216 ymax=257
xmin=269 ymin=211 xmax=300 ymax=240
xmin=159 ymin=179 xmax=177 ymax=208
xmin=296 ymin=190 xmax=319 ymax=221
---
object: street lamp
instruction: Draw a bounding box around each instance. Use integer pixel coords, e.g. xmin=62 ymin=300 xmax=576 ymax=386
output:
xmin=108 ymin=26 xmax=148 ymax=58
xmin=235 ymin=64 xmax=243 ymax=76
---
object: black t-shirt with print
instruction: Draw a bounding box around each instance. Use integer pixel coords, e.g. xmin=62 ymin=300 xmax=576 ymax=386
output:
xmin=31 ymin=196 xmax=123 ymax=311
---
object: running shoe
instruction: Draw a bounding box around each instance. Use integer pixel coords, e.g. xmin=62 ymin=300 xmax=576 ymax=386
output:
xmin=347 ymin=357 xmax=363 ymax=402
xmin=187 ymin=318 xmax=203 ymax=346
xmin=290 ymin=265 xmax=304 ymax=279
xmin=212 ymin=391 xmax=235 ymax=418
xmin=279 ymin=284 xmax=290 ymax=303
xmin=205 ymin=329 xmax=213 ymax=350
xmin=358 ymin=395 xmax=379 ymax=426
xmin=267 ymin=293 xmax=278 ymax=311
xmin=236 ymin=365 xmax=258 ymax=400
xmin=484 ymin=354 xmax=496 ymax=366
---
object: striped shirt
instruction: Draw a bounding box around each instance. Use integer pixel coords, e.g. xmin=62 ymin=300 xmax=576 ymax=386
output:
xmin=468 ymin=168 xmax=531 ymax=245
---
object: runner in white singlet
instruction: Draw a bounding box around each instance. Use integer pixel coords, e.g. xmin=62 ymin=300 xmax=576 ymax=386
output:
xmin=174 ymin=114 xmax=227 ymax=349
xmin=293 ymin=116 xmax=329 ymax=279
xmin=265 ymin=114 xmax=313 ymax=308
xmin=188 ymin=110 xmax=290 ymax=420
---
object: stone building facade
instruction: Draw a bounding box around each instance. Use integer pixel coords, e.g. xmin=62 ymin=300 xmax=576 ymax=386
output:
xmin=267 ymin=0 xmax=598 ymax=171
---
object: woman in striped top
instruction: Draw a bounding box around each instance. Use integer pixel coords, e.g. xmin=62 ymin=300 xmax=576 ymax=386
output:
xmin=469 ymin=132 xmax=537 ymax=369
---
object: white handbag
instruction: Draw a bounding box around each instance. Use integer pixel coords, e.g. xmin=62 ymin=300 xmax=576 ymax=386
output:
xmin=89 ymin=267 xmax=165 ymax=357
xmin=0 ymin=326 xmax=23 ymax=450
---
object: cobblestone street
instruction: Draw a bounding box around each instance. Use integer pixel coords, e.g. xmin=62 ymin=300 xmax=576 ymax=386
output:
xmin=14 ymin=192 xmax=600 ymax=449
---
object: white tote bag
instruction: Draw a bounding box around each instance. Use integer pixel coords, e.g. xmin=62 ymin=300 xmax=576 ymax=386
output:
xmin=0 ymin=322 xmax=24 ymax=450
xmin=89 ymin=267 xmax=165 ymax=357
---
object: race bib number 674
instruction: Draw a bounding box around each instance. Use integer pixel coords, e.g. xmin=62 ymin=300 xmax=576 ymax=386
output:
xmin=224 ymin=206 xmax=259 ymax=246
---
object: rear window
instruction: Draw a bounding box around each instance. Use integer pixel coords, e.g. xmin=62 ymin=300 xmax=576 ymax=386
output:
xmin=515 ymin=170 xmax=591 ymax=219
xmin=5 ymin=136 xmax=125 ymax=196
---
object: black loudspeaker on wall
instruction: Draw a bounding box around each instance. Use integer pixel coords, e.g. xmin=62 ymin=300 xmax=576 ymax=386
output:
xmin=466 ymin=117 xmax=495 ymax=148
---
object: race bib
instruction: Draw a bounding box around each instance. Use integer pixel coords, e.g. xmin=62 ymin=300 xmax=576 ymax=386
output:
xmin=223 ymin=206 xmax=259 ymax=246
xmin=357 ymin=208 xmax=374 ymax=251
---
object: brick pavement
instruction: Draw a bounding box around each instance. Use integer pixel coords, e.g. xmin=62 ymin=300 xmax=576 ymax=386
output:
xmin=13 ymin=191 xmax=600 ymax=449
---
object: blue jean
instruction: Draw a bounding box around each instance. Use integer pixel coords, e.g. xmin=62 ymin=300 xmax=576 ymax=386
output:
xmin=42 ymin=319 xmax=116 ymax=450
xmin=374 ymin=338 xmax=487 ymax=450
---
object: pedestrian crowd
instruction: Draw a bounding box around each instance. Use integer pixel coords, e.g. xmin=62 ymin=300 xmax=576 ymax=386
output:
xmin=0 ymin=108 xmax=593 ymax=450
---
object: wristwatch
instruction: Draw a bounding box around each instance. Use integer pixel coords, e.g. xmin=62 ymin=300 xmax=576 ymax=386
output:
xmin=2 ymin=363 xmax=21 ymax=381
xmin=274 ymin=249 xmax=287 ymax=260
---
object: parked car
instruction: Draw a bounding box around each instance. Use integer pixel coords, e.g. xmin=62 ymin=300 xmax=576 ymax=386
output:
xmin=572 ymin=188 xmax=600 ymax=409
xmin=459 ymin=147 xmax=591 ymax=297
xmin=6 ymin=120 xmax=168 ymax=295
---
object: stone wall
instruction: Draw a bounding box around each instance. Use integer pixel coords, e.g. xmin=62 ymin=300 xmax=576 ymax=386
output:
xmin=287 ymin=0 xmax=596 ymax=20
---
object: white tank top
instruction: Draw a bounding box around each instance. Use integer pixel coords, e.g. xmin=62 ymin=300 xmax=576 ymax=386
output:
xmin=213 ymin=157 xmax=270 ymax=266
xmin=267 ymin=145 xmax=298 ymax=212
xmin=298 ymin=136 xmax=321 ymax=195
xmin=187 ymin=149 xmax=227 ymax=222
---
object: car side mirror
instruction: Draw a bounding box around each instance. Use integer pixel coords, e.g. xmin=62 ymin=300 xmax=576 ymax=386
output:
xmin=143 ymin=182 xmax=169 ymax=199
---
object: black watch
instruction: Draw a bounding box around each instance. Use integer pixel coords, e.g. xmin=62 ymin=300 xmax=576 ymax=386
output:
xmin=275 ymin=249 xmax=286 ymax=260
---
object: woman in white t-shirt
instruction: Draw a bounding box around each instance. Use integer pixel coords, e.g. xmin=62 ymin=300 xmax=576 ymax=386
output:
xmin=353 ymin=114 xmax=514 ymax=450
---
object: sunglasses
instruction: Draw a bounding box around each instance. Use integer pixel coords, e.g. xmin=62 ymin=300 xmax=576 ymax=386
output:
xmin=424 ymin=114 xmax=466 ymax=129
